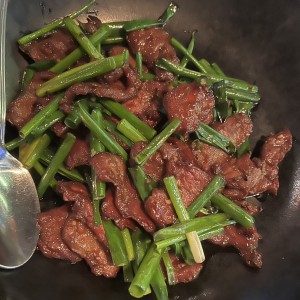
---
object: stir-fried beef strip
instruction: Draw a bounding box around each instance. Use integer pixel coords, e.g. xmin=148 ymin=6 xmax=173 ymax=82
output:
xmin=101 ymin=188 xmax=138 ymax=231
xmin=60 ymin=65 xmax=141 ymax=113
xmin=222 ymin=129 xmax=293 ymax=199
xmin=37 ymin=205 xmax=81 ymax=263
xmin=20 ymin=29 xmax=77 ymax=63
xmin=62 ymin=217 xmax=119 ymax=277
xmin=130 ymin=141 xmax=165 ymax=182
xmin=90 ymin=152 xmax=156 ymax=233
xmin=65 ymin=138 xmax=90 ymax=169
xmin=209 ymin=225 xmax=262 ymax=268
xmin=79 ymin=16 xmax=102 ymax=35
xmin=167 ymin=253 xmax=203 ymax=284
xmin=7 ymin=71 xmax=54 ymax=129
xmin=163 ymin=82 xmax=215 ymax=136
xmin=55 ymin=181 xmax=119 ymax=277
xmin=51 ymin=121 xmax=69 ymax=137
xmin=144 ymin=188 xmax=176 ymax=228
xmin=126 ymin=27 xmax=179 ymax=80
xmin=143 ymin=139 xmax=211 ymax=227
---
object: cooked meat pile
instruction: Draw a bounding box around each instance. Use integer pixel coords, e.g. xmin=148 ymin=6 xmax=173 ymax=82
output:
xmin=8 ymin=15 xmax=293 ymax=286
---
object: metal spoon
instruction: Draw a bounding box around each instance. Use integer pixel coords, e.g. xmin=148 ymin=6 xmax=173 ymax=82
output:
xmin=0 ymin=0 xmax=40 ymax=269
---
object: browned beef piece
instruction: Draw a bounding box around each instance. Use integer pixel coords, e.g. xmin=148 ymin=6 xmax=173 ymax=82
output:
xmin=144 ymin=188 xmax=176 ymax=228
xmin=60 ymin=65 xmax=141 ymax=113
xmin=62 ymin=217 xmax=119 ymax=277
xmin=7 ymin=71 xmax=54 ymax=129
xmin=101 ymin=188 xmax=137 ymax=230
xmin=123 ymin=88 xmax=161 ymax=127
xmin=57 ymin=181 xmax=89 ymax=202
xmin=65 ymin=139 xmax=90 ymax=169
xmin=222 ymin=129 xmax=292 ymax=199
xmin=57 ymin=181 xmax=109 ymax=246
xmin=20 ymin=29 xmax=77 ymax=62
xmin=37 ymin=205 xmax=81 ymax=263
xmin=260 ymin=128 xmax=292 ymax=167
xmin=130 ymin=142 xmax=165 ymax=182
xmin=212 ymin=113 xmax=253 ymax=147
xmin=162 ymin=138 xmax=212 ymax=207
xmin=168 ymin=253 xmax=203 ymax=284
xmin=144 ymin=138 xmax=211 ymax=227
xmin=90 ymin=152 xmax=156 ymax=233
xmin=209 ymin=225 xmax=262 ymax=268
xmin=163 ymin=83 xmax=215 ymax=136
xmin=80 ymin=16 xmax=102 ymax=34
xmin=193 ymin=113 xmax=253 ymax=174
xmin=127 ymin=27 xmax=179 ymax=69
xmin=51 ymin=121 xmax=69 ymax=137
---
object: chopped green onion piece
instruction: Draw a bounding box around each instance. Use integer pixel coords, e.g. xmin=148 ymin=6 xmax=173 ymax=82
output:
xmin=31 ymin=110 xmax=65 ymax=137
xmin=180 ymin=31 xmax=195 ymax=68
xmin=123 ymin=262 xmax=134 ymax=283
xmin=103 ymin=220 xmax=129 ymax=266
xmin=37 ymin=133 xmax=76 ymax=197
xmin=33 ymin=161 xmax=57 ymax=190
xmin=5 ymin=137 xmax=26 ymax=151
xmin=37 ymin=53 xmax=128 ymax=97
xmin=19 ymin=93 xmax=64 ymax=138
xmin=101 ymin=99 xmax=156 ymax=140
xmin=78 ymin=102 xmax=128 ymax=160
xmin=23 ymin=134 xmax=51 ymax=169
xmin=196 ymin=122 xmax=236 ymax=154
xmin=63 ymin=17 xmax=102 ymax=59
xmin=237 ymin=139 xmax=250 ymax=158
xmin=154 ymin=213 xmax=229 ymax=241
xmin=51 ymin=24 xmax=112 ymax=74
xmin=129 ymin=243 xmax=162 ymax=298
xmin=187 ymin=175 xmax=225 ymax=218
xmin=40 ymin=148 xmax=85 ymax=183
xmin=117 ymin=119 xmax=148 ymax=143
xmin=122 ymin=228 xmax=135 ymax=261
xmin=134 ymin=119 xmax=181 ymax=166
xmin=164 ymin=176 xmax=205 ymax=263
xmin=212 ymin=63 xmax=226 ymax=76
xmin=28 ymin=60 xmax=55 ymax=71
xmin=162 ymin=250 xmax=176 ymax=285
xmin=211 ymin=194 xmax=255 ymax=228
xmin=128 ymin=166 xmax=157 ymax=201
xmin=21 ymin=68 xmax=35 ymax=92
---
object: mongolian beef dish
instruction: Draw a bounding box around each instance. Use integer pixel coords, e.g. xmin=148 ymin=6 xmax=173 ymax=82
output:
xmin=6 ymin=1 xmax=292 ymax=299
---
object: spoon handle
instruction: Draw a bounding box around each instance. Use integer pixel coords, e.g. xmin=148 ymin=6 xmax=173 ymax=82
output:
xmin=0 ymin=0 xmax=8 ymax=146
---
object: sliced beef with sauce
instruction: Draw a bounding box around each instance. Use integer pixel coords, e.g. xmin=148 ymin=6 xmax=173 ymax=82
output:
xmin=130 ymin=141 xmax=165 ymax=182
xmin=20 ymin=29 xmax=77 ymax=62
xmin=162 ymin=138 xmax=212 ymax=207
xmin=60 ymin=65 xmax=141 ymax=113
xmin=127 ymin=27 xmax=179 ymax=80
xmin=62 ymin=217 xmax=119 ymax=277
xmin=163 ymin=82 xmax=215 ymax=136
xmin=222 ymin=129 xmax=292 ymax=199
xmin=37 ymin=205 xmax=81 ymax=263
xmin=212 ymin=113 xmax=253 ymax=148
xmin=65 ymin=139 xmax=90 ymax=169
xmin=90 ymin=152 xmax=156 ymax=233
xmin=144 ymin=138 xmax=211 ymax=227
xmin=7 ymin=71 xmax=54 ymax=129
xmin=209 ymin=225 xmax=262 ymax=268
xmin=51 ymin=121 xmax=69 ymax=137
xmin=101 ymin=188 xmax=137 ymax=230
xmin=145 ymin=188 xmax=176 ymax=228
xmin=167 ymin=253 xmax=203 ymax=284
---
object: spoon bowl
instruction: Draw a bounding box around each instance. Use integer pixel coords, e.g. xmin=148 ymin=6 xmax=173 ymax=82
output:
xmin=0 ymin=0 xmax=40 ymax=269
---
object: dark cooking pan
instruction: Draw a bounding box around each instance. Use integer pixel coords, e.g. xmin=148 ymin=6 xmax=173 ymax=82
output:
xmin=1 ymin=0 xmax=300 ymax=299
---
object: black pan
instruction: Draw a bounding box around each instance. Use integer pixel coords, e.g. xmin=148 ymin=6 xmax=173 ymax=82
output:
xmin=2 ymin=0 xmax=300 ymax=299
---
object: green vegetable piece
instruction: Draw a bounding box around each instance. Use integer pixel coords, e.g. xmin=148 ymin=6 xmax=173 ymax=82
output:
xmin=37 ymin=133 xmax=76 ymax=197
xmin=134 ymin=119 xmax=181 ymax=166
xmin=195 ymin=122 xmax=236 ymax=154
xmin=211 ymin=194 xmax=255 ymax=228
